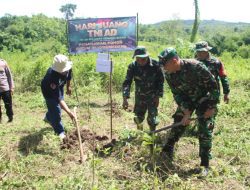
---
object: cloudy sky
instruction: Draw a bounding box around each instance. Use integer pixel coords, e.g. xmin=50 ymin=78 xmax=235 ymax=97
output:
xmin=0 ymin=0 xmax=249 ymax=24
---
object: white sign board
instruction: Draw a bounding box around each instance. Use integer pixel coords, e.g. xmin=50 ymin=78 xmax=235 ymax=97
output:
xmin=96 ymin=53 xmax=113 ymax=73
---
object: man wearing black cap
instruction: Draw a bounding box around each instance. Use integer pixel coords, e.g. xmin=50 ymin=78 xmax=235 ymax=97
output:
xmin=159 ymin=47 xmax=220 ymax=176
xmin=122 ymin=46 xmax=164 ymax=132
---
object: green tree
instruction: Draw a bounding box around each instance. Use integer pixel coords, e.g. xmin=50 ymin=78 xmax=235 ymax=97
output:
xmin=59 ymin=4 xmax=77 ymax=20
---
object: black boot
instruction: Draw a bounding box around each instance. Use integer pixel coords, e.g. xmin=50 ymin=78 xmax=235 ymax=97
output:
xmin=149 ymin=125 xmax=156 ymax=132
xmin=200 ymin=157 xmax=209 ymax=168
xmin=162 ymin=141 xmax=175 ymax=161
xmin=8 ymin=116 xmax=13 ymax=123
xmin=199 ymin=157 xmax=209 ymax=177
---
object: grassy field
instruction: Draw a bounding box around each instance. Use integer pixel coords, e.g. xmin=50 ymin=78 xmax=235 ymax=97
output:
xmin=0 ymin=51 xmax=249 ymax=189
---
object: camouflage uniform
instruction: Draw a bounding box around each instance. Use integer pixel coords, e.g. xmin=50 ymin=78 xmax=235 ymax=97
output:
xmin=163 ymin=59 xmax=220 ymax=167
xmin=195 ymin=41 xmax=230 ymax=97
xmin=122 ymin=58 xmax=164 ymax=131
xmin=197 ymin=55 xmax=230 ymax=96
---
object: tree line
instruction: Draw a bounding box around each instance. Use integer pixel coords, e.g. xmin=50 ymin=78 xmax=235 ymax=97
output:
xmin=139 ymin=19 xmax=250 ymax=58
xmin=0 ymin=14 xmax=250 ymax=58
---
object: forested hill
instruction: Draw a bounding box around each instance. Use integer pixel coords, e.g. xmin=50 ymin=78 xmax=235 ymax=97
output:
xmin=155 ymin=19 xmax=250 ymax=28
xmin=0 ymin=14 xmax=250 ymax=57
xmin=139 ymin=19 xmax=250 ymax=57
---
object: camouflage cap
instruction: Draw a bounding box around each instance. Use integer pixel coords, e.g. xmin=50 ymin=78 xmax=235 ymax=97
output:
xmin=158 ymin=47 xmax=178 ymax=64
xmin=195 ymin=41 xmax=212 ymax=52
xmin=132 ymin=46 xmax=149 ymax=58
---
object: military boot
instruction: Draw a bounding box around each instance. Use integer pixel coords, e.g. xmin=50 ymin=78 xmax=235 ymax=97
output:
xmin=161 ymin=141 xmax=175 ymax=161
xmin=200 ymin=167 xmax=209 ymax=177
xmin=198 ymin=157 xmax=209 ymax=177
xmin=137 ymin=123 xmax=143 ymax=130
xmin=149 ymin=125 xmax=156 ymax=132
xmin=200 ymin=157 xmax=209 ymax=168
xmin=134 ymin=117 xmax=143 ymax=131
xmin=8 ymin=116 xmax=13 ymax=123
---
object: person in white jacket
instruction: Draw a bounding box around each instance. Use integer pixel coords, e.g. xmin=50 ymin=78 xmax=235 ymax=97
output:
xmin=0 ymin=59 xmax=14 ymax=123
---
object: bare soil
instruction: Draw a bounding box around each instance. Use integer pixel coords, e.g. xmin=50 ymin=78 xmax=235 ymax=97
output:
xmin=60 ymin=128 xmax=115 ymax=153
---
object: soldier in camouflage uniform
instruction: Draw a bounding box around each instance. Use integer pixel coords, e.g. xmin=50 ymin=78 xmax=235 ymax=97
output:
xmin=158 ymin=47 xmax=220 ymax=176
xmin=195 ymin=41 xmax=230 ymax=103
xmin=122 ymin=46 xmax=164 ymax=131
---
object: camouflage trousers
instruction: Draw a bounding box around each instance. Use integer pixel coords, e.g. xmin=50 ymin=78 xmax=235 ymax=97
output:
xmin=166 ymin=101 xmax=217 ymax=166
xmin=133 ymin=95 xmax=159 ymax=131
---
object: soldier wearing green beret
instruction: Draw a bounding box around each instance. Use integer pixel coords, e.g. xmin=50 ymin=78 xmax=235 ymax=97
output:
xmin=159 ymin=47 xmax=220 ymax=176
xmin=195 ymin=41 xmax=230 ymax=103
xmin=122 ymin=46 xmax=164 ymax=132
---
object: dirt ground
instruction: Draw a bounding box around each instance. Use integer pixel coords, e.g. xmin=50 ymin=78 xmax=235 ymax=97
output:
xmin=61 ymin=128 xmax=113 ymax=151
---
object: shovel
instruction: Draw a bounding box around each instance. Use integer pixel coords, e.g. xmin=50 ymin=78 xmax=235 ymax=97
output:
xmin=73 ymin=106 xmax=85 ymax=163
xmin=150 ymin=118 xmax=199 ymax=134
xmin=150 ymin=121 xmax=183 ymax=134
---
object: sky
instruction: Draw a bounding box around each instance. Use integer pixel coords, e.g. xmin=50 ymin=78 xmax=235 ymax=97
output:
xmin=0 ymin=0 xmax=249 ymax=24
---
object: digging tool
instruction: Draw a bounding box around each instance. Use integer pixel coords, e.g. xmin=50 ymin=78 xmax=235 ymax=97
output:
xmin=150 ymin=118 xmax=199 ymax=134
xmin=73 ymin=107 xmax=84 ymax=163
xmin=150 ymin=122 xmax=183 ymax=134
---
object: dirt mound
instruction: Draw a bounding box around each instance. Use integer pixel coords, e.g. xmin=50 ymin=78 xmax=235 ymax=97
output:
xmin=60 ymin=128 xmax=110 ymax=150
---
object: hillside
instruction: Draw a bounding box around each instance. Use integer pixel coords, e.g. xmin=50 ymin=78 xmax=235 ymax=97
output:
xmin=139 ymin=19 xmax=250 ymax=56
xmin=155 ymin=19 xmax=250 ymax=27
